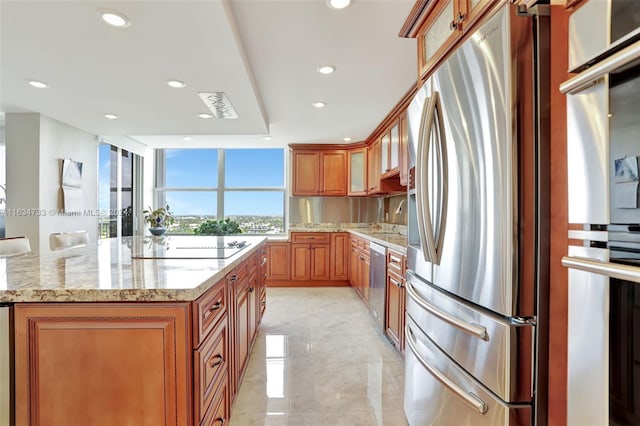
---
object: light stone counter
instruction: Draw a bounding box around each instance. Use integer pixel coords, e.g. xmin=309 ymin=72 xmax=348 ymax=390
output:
xmin=0 ymin=235 xmax=266 ymax=303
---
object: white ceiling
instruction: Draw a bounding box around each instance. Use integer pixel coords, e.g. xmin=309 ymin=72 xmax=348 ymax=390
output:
xmin=0 ymin=0 xmax=417 ymax=148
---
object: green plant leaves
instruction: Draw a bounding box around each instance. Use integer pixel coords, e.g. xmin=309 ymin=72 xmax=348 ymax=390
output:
xmin=194 ymin=218 xmax=242 ymax=235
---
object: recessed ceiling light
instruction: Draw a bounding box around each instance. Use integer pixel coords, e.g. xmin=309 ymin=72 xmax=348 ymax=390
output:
xmin=167 ymin=80 xmax=186 ymax=88
xmin=326 ymin=0 xmax=354 ymax=10
xmin=312 ymin=101 xmax=327 ymax=108
xmin=104 ymin=113 xmax=118 ymax=120
xmin=263 ymin=136 xmax=273 ymax=141
xmin=198 ymin=113 xmax=213 ymax=119
xmin=97 ymin=9 xmax=131 ymax=28
xmin=343 ymin=137 xmax=352 ymax=142
xmin=27 ymin=80 xmax=48 ymax=88
xmin=183 ymin=136 xmax=192 ymax=141
xmin=317 ymin=65 xmax=336 ymax=75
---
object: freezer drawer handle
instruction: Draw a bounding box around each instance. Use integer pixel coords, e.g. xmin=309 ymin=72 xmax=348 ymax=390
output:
xmin=562 ymin=256 xmax=640 ymax=284
xmin=406 ymin=281 xmax=489 ymax=341
xmin=405 ymin=325 xmax=488 ymax=415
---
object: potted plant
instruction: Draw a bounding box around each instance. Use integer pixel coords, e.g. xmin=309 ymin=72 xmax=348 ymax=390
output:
xmin=194 ymin=218 xmax=242 ymax=235
xmin=143 ymin=204 xmax=175 ymax=236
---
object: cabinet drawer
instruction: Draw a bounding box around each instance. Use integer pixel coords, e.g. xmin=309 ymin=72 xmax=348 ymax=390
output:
xmin=193 ymin=279 xmax=227 ymax=347
xmin=194 ymin=318 xmax=228 ymax=423
xmin=387 ymin=250 xmax=405 ymax=276
xmin=200 ymin=371 xmax=228 ymax=426
xmin=291 ymin=232 xmax=330 ymax=244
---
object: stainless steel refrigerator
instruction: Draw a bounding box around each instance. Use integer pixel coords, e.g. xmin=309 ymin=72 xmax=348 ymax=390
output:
xmin=403 ymin=2 xmax=549 ymax=425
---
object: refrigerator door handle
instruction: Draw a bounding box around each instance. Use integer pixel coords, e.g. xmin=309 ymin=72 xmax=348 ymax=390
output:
xmin=406 ymin=279 xmax=489 ymax=341
xmin=415 ymin=94 xmax=434 ymax=263
xmin=416 ymin=91 xmax=448 ymax=265
xmin=562 ymin=255 xmax=640 ymax=283
xmin=405 ymin=324 xmax=489 ymax=415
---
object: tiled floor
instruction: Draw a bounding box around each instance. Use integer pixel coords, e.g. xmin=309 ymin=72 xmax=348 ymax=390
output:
xmin=229 ymin=287 xmax=409 ymax=426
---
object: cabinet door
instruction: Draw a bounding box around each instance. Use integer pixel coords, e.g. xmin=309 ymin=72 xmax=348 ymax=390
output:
xmin=247 ymin=275 xmax=258 ymax=347
xmin=349 ymin=242 xmax=359 ymax=290
xmin=321 ymin=151 xmax=347 ymax=196
xmin=235 ymin=286 xmax=250 ymax=383
xmin=459 ymin=0 xmax=495 ymax=32
xmin=418 ymin=0 xmax=460 ymax=78
xmin=389 ymin=122 xmax=400 ymax=175
xmin=380 ymin=131 xmax=391 ymax=175
xmin=267 ymin=242 xmax=291 ymax=280
xmin=14 ymin=303 xmax=191 ymax=426
xmin=368 ymin=139 xmax=381 ymax=193
xmin=310 ymin=244 xmax=330 ymax=281
xmin=330 ymin=233 xmax=349 ymax=281
xmin=399 ymin=113 xmax=409 ymax=186
xmin=291 ymin=244 xmax=310 ymax=280
xmin=292 ymin=151 xmax=319 ymax=195
xmin=362 ymin=255 xmax=371 ymax=303
xmin=385 ymin=273 xmax=404 ymax=350
xmin=348 ymin=148 xmax=367 ymax=196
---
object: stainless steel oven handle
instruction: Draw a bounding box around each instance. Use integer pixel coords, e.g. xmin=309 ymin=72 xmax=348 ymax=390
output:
xmin=562 ymin=256 xmax=640 ymax=283
xmin=405 ymin=324 xmax=488 ymax=415
xmin=406 ymin=280 xmax=489 ymax=341
xmin=560 ymin=39 xmax=640 ymax=94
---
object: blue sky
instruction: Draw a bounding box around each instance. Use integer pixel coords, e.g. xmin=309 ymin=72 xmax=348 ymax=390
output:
xmin=100 ymin=147 xmax=285 ymax=217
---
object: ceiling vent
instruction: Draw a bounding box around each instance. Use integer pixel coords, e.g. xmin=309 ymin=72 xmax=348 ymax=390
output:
xmin=198 ymin=92 xmax=239 ymax=119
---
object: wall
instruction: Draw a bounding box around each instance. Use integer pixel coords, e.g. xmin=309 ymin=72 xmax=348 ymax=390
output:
xmin=5 ymin=113 xmax=41 ymax=248
xmin=5 ymin=113 xmax=99 ymax=251
xmin=39 ymin=115 xmax=99 ymax=251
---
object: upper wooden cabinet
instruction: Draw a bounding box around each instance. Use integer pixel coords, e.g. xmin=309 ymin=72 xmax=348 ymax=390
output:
xmin=367 ymin=139 xmax=381 ymax=193
xmin=348 ymin=147 xmax=368 ymax=196
xmin=403 ymin=0 xmax=495 ymax=80
xmin=399 ymin=112 xmax=409 ymax=186
xmin=291 ymin=149 xmax=347 ymax=196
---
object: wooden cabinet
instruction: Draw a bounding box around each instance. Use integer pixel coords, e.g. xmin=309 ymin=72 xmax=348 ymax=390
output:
xmin=194 ymin=313 xmax=228 ymax=424
xmin=291 ymin=232 xmax=331 ymax=281
xmin=399 ymin=112 xmax=409 ymax=186
xmin=380 ymin=131 xmax=391 ymax=175
xmin=385 ymin=249 xmax=407 ymax=353
xmin=367 ymin=139 xmax=381 ymax=193
xmin=349 ymin=235 xmax=371 ymax=304
xmin=14 ymin=303 xmax=192 ymax=426
xmin=291 ymin=149 xmax=347 ymax=196
xmin=266 ymin=242 xmax=291 ymax=281
xmin=258 ymin=245 xmax=267 ymax=321
xmin=330 ymin=233 xmax=349 ymax=281
xmin=412 ymin=0 xmax=495 ymax=80
xmin=348 ymin=147 xmax=368 ymax=196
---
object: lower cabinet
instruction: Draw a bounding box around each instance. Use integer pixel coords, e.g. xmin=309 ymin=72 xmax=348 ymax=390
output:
xmin=267 ymin=232 xmax=349 ymax=286
xmin=13 ymin=242 xmax=267 ymax=426
xmin=349 ymin=235 xmax=370 ymax=304
xmin=14 ymin=303 xmax=192 ymax=426
xmin=385 ymin=249 xmax=406 ymax=353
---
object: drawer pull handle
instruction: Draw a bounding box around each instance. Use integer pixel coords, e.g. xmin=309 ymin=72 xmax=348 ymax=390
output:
xmin=209 ymin=354 xmax=223 ymax=368
xmin=390 ymin=277 xmax=404 ymax=288
xmin=248 ymin=287 xmax=255 ymax=293
xmin=215 ymin=417 xmax=225 ymax=425
xmin=209 ymin=301 xmax=222 ymax=312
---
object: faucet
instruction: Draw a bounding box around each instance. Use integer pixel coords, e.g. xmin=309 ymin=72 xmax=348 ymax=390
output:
xmin=394 ymin=199 xmax=406 ymax=215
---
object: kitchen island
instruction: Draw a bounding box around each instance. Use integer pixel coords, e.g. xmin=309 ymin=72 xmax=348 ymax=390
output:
xmin=0 ymin=235 xmax=268 ymax=426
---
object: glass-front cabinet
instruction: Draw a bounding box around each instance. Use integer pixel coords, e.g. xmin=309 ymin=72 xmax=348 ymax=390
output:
xmin=348 ymin=147 xmax=367 ymax=196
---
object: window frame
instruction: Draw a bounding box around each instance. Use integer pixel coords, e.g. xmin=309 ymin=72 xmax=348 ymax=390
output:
xmin=154 ymin=148 xmax=287 ymax=235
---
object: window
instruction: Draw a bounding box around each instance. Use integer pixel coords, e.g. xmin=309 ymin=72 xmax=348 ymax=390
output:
xmin=155 ymin=148 xmax=286 ymax=235
xmin=98 ymin=143 xmax=141 ymax=238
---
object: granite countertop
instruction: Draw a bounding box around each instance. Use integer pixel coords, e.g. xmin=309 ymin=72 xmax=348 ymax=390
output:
xmin=0 ymin=235 xmax=267 ymax=303
xmin=288 ymin=224 xmax=407 ymax=253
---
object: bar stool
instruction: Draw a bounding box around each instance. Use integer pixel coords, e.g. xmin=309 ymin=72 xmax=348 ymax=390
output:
xmin=0 ymin=236 xmax=31 ymax=257
xmin=49 ymin=231 xmax=89 ymax=251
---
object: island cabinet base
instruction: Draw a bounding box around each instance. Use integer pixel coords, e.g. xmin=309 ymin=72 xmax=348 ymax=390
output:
xmin=14 ymin=303 xmax=193 ymax=426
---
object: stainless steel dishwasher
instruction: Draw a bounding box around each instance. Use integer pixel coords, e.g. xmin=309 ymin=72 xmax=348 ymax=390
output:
xmin=369 ymin=242 xmax=387 ymax=332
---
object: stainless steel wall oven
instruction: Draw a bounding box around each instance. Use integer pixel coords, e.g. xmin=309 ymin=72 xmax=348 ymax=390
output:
xmin=562 ymin=1 xmax=640 ymax=425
